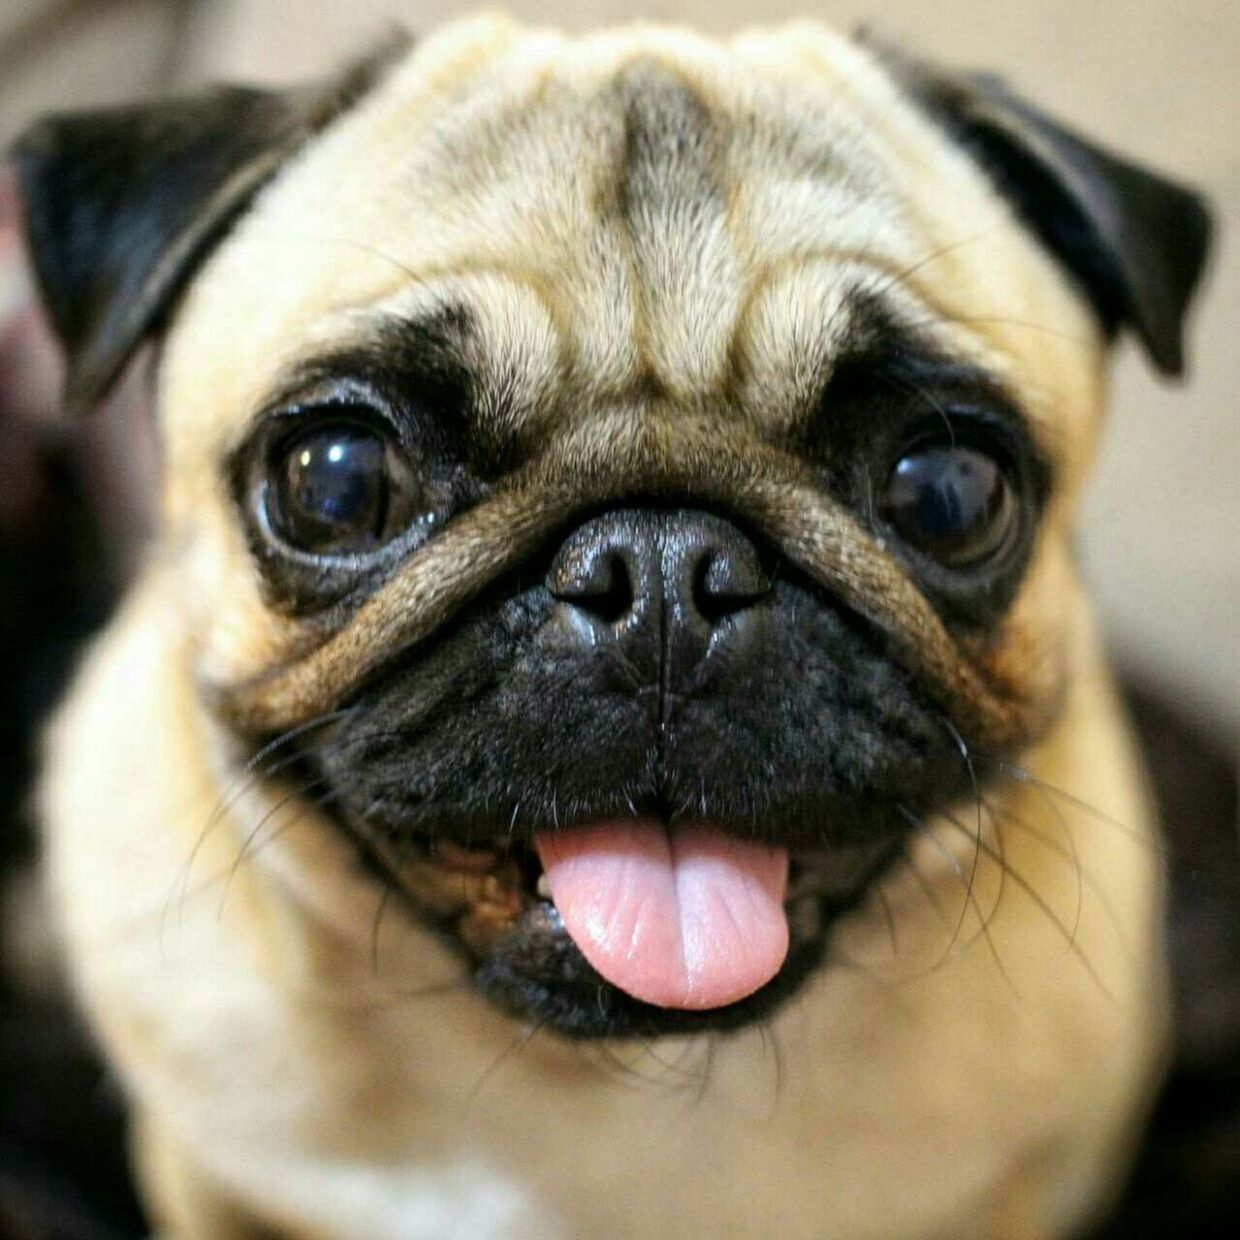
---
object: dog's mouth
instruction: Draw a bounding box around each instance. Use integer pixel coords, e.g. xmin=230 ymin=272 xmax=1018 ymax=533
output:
xmin=352 ymin=813 xmax=900 ymax=1037
xmin=290 ymin=539 xmax=975 ymax=1036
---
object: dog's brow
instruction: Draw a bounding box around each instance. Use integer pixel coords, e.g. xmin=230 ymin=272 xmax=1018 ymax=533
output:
xmin=822 ymin=296 xmax=1049 ymax=443
xmin=262 ymin=307 xmax=474 ymax=413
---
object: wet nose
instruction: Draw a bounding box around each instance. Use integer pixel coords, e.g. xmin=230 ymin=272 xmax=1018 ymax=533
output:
xmin=546 ymin=508 xmax=771 ymax=679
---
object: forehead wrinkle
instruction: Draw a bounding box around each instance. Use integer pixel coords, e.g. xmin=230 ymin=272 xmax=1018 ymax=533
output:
xmin=727 ymin=257 xmax=861 ymax=435
xmin=609 ymin=59 xmax=742 ymax=402
xmin=295 ymin=47 xmax=926 ymax=432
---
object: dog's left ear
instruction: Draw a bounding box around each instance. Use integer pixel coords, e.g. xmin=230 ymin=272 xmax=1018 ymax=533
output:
xmin=9 ymin=41 xmax=406 ymax=416
xmin=882 ymin=49 xmax=1213 ymax=377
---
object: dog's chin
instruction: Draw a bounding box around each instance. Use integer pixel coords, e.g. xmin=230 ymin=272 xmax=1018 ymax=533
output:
xmin=337 ymin=808 xmax=904 ymax=1038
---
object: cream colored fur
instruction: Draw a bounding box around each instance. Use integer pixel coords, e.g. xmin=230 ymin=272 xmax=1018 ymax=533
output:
xmin=41 ymin=16 xmax=1164 ymax=1238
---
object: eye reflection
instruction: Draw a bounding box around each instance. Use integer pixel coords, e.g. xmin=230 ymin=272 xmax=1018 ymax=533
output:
xmin=268 ymin=419 xmax=418 ymax=555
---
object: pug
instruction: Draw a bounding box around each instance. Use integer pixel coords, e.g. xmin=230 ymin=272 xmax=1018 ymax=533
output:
xmin=13 ymin=15 xmax=1211 ymax=1239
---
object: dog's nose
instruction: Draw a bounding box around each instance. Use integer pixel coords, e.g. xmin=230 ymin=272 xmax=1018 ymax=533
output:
xmin=547 ymin=509 xmax=770 ymax=679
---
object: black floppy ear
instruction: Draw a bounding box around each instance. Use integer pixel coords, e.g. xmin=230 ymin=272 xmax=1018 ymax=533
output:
xmin=9 ymin=42 xmax=405 ymax=416
xmin=884 ymin=52 xmax=1212 ymax=376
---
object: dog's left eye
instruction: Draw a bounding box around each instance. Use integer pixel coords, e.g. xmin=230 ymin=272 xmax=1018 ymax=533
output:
xmin=267 ymin=418 xmax=419 ymax=555
xmin=881 ymin=442 xmax=1018 ymax=569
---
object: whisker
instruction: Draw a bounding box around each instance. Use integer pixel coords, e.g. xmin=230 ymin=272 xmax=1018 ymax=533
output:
xmin=898 ymin=803 xmax=1011 ymax=984
xmin=1017 ymin=772 xmax=1085 ymax=944
xmin=578 ymin=1042 xmax=642 ymax=1087
xmin=971 ymin=753 xmax=1164 ymax=855
xmin=630 ymin=1039 xmax=704 ymax=1087
xmin=878 ymin=369 xmax=956 ymax=445
xmin=898 ymin=310 xmax=1092 ymax=348
xmin=984 ymin=797 xmax=1131 ymax=957
xmin=984 ymin=793 xmax=1010 ymax=947
xmin=875 ymin=885 xmax=900 ymax=959
xmin=863 ymin=462 xmax=879 ymax=531
xmin=756 ymin=1018 xmax=786 ymax=1110
xmin=694 ymin=1033 xmax=719 ymax=1107
xmin=866 ymin=233 xmax=990 ymax=304
xmin=504 ymin=799 xmax=524 ymax=856
xmin=148 ymin=790 xmax=341 ymax=949
xmin=999 ymin=773 xmax=1084 ymax=944
xmin=583 ymin=1039 xmax=709 ymax=1095
xmin=939 ymin=808 xmax=1115 ymax=1000
xmin=279 ymin=232 xmax=426 ymax=286
xmin=168 ymin=708 xmax=430 ymax=947
xmin=241 ymin=710 xmax=355 ymax=777
xmin=163 ymin=707 xmax=353 ymax=948
xmin=215 ymin=779 xmax=333 ymax=918
xmin=293 ymin=977 xmax=473 ymax=1014
xmin=370 ymin=884 xmax=395 ymax=976
xmin=368 ymin=821 xmax=448 ymax=976
xmin=896 ymin=845 xmax=956 ymax=935
xmin=941 ymin=716 xmax=990 ymax=938
xmin=866 ymin=221 xmax=1091 ymax=349
xmin=466 ymin=1020 xmax=546 ymax=1106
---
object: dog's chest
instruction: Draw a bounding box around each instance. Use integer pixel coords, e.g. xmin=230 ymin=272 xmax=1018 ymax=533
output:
xmin=121 ymin=936 xmax=1148 ymax=1239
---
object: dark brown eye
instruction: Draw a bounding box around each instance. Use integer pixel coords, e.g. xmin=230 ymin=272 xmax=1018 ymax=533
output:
xmin=268 ymin=418 xmax=418 ymax=555
xmin=882 ymin=444 xmax=1018 ymax=568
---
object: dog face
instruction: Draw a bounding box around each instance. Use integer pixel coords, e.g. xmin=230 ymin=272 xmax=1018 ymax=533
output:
xmin=16 ymin=17 xmax=1209 ymax=1038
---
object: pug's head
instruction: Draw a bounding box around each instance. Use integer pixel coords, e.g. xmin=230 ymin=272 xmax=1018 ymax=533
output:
xmin=13 ymin=17 xmax=1210 ymax=1037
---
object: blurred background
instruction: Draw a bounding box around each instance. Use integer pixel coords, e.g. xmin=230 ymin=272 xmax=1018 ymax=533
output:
xmin=0 ymin=2 xmax=1235 ymax=1237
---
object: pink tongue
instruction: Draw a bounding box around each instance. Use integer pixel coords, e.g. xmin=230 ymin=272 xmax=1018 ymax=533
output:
xmin=534 ymin=821 xmax=789 ymax=1010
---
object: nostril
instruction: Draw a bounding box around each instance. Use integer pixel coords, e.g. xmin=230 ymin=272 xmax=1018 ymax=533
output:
xmin=579 ymin=550 xmax=634 ymax=623
xmin=693 ymin=547 xmax=771 ymax=623
xmin=550 ymin=547 xmax=634 ymax=623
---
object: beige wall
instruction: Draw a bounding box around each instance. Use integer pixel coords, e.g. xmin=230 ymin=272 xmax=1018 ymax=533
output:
xmin=3 ymin=0 xmax=1237 ymax=728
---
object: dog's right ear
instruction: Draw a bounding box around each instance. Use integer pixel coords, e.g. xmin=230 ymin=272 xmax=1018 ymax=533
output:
xmin=9 ymin=41 xmax=406 ymax=416
xmin=868 ymin=40 xmax=1213 ymax=378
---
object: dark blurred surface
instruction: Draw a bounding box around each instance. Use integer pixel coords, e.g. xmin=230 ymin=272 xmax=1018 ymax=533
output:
xmin=1089 ymin=684 xmax=1240 ymax=1237
xmin=0 ymin=412 xmax=144 ymax=1238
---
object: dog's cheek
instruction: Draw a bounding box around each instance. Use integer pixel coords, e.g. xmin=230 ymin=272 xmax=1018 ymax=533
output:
xmin=160 ymin=477 xmax=308 ymax=694
xmin=962 ymin=530 xmax=1082 ymax=743
xmin=308 ymin=588 xmax=650 ymax=835
xmin=669 ymin=587 xmax=968 ymax=832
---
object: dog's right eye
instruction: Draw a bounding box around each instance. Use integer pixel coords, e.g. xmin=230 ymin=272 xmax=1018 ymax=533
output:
xmin=266 ymin=418 xmax=421 ymax=555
